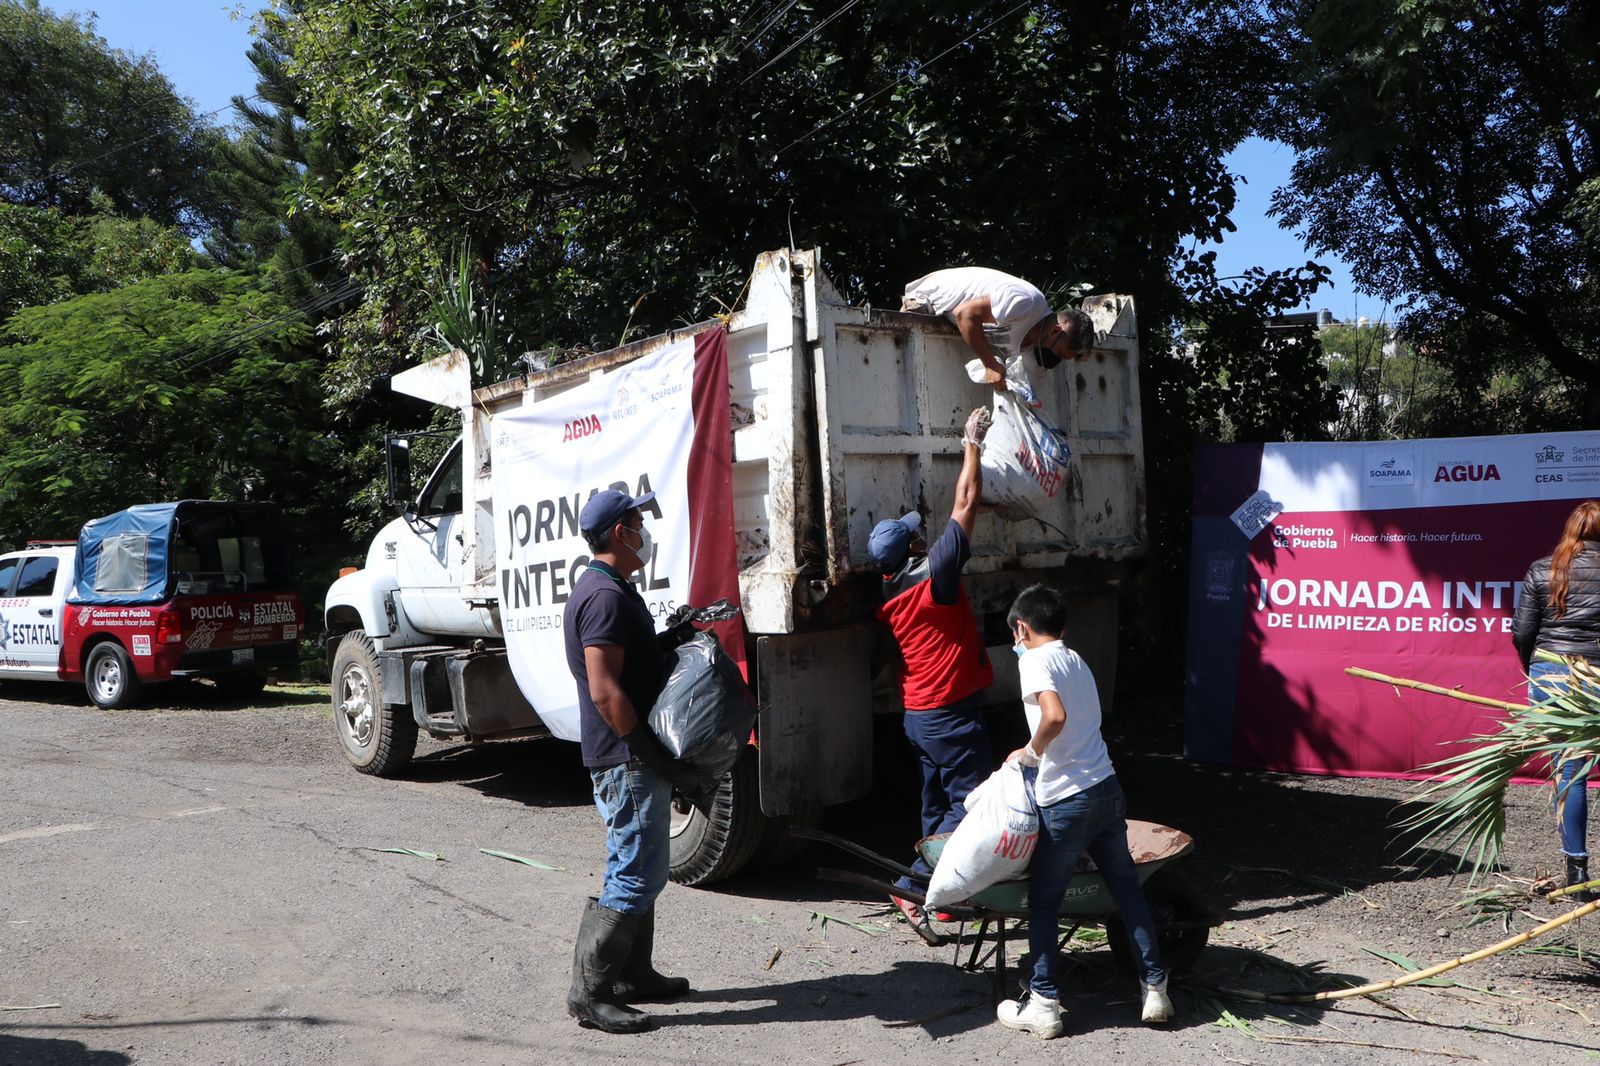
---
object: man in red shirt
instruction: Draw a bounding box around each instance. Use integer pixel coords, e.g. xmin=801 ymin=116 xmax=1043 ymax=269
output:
xmin=874 ymin=407 xmax=996 ymax=937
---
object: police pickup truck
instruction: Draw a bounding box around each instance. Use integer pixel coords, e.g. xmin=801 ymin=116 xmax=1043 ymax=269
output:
xmin=0 ymin=501 xmax=304 ymax=707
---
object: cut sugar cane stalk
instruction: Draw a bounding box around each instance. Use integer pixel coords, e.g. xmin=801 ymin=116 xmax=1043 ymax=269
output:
xmin=1215 ymin=895 xmax=1598 ymax=1004
xmin=1342 ymin=668 xmax=1527 ymax=713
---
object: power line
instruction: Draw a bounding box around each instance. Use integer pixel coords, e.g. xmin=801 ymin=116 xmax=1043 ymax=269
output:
xmin=174 ymin=279 xmax=364 ymax=372
xmin=30 ymin=93 xmax=264 ymax=188
xmin=736 ymin=0 xmax=802 ymax=56
xmin=741 ymin=0 xmax=863 ymax=85
xmin=774 ymin=0 xmax=1033 ymax=158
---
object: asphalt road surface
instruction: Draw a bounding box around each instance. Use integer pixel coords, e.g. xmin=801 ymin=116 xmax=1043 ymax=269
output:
xmin=1 ymin=683 xmax=1595 ymax=1065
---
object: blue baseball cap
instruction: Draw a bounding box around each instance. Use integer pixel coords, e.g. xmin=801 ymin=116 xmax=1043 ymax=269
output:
xmin=580 ymin=488 xmax=657 ymax=536
xmin=868 ymin=511 xmax=923 ymax=571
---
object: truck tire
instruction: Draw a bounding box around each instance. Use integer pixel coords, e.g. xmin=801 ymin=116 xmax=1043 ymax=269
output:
xmin=1104 ymin=868 xmax=1212 ymax=976
xmin=668 ymin=747 xmax=766 ymax=886
xmin=332 ymin=632 xmax=417 ymax=776
xmin=751 ymin=809 xmax=820 ymax=871
xmin=85 ymin=641 xmax=142 ymax=709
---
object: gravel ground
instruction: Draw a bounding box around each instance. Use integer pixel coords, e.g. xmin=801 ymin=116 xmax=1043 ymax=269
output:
xmin=0 ymin=679 xmax=1595 ymax=1066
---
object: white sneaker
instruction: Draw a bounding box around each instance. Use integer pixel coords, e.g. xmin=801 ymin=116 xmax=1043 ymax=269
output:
xmin=997 ymin=990 xmax=1063 ymax=1039
xmin=1140 ymin=980 xmax=1174 ymax=1024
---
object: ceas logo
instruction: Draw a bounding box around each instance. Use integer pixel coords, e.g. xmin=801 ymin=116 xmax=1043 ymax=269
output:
xmin=1434 ymin=463 xmax=1501 ymax=483
xmin=1535 ymin=445 xmax=1564 ymax=464
xmin=562 ymin=414 xmax=603 ymax=442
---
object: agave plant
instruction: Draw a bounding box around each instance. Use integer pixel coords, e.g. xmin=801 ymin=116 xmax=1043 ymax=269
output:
xmin=1398 ymin=650 xmax=1600 ymax=881
xmin=424 ymin=239 xmax=509 ymax=385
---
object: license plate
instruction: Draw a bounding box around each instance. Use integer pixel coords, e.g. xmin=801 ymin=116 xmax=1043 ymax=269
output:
xmin=232 ymin=648 xmax=255 ymax=665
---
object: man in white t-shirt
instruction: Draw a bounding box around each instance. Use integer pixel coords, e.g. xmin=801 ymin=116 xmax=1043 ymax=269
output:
xmin=900 ymin=267 xmax=1095 ymax=394
xmin=994 ymin=583 xmax=1173 ymax=1039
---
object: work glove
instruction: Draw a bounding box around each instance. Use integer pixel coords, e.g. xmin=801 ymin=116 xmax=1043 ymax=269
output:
xmin=620 ymin=725 xmax=693 ymax=783
xmin=962 ymin=405 xmax=993 ymax=448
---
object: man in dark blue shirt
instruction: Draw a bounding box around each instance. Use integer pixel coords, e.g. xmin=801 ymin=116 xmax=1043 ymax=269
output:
xmin=563 ymin=488 xmax=697 ymax=1034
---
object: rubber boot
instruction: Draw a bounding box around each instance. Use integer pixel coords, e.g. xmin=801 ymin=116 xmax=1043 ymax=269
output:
xmin=613 ymin=907 xmax=691 ymax=1002
xmin=1567 ymin=856 xmax=1597 ymax=903
xmin=567 ymin=898 xmax=654 ymax=1033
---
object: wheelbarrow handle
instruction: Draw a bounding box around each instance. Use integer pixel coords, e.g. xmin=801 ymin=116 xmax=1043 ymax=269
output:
xmin=815 ymin=868 xmax=944 ymax=948
xmin=788 ymin=826 xmax=930 ymax=884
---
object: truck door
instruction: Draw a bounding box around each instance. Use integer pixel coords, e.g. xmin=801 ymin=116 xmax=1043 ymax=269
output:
xmin=394 ymin=441 xmax=491 ymax=635
xmin=0 ymin=552 xmax=66 ymax=678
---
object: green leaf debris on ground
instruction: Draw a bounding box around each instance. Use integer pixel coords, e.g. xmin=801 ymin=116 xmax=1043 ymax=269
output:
xmin=479 ymin=848 xmax=564 ymax=871
xmin=367 ymin=847 xmax=445 ymax=861
xmin=1361 ymin=946 xmax=1460 ymax=987
xmin=808 ymin=910 xmax=884 ymax=938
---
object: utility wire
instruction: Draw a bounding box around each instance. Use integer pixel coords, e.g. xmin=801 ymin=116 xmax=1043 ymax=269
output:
xmin=736 ymin=0 xmax=802 ymax=56
xmin=741 ymin=0 xmax=862 ymax=84
xmin=774 ymin=0 xmax=1032 ymax=158
xmin=30 ymin=93 xmax=265 ymax=188
xmin=174 ymin=279 xmax=363 ymax=372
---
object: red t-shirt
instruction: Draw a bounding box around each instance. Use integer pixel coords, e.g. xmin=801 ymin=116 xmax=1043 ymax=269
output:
xmin=877 ymin=521 xmax=993 ymax=711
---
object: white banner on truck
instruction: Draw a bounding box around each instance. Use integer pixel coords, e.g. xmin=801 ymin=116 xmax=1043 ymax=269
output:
xmin=490 ymin=328 xmax=744 ymax=742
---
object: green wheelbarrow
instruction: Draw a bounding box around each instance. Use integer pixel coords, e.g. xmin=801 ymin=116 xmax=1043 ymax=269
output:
xmin=791 ymin=821 xmax=1218 ymax=997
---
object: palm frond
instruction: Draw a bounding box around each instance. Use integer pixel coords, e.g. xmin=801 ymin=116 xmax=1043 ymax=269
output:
xmin=1377 ymin=652 xmax=1600 ymax=881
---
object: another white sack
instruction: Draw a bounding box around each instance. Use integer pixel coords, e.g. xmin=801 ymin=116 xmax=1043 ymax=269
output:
xmin=923 ymin=762 xmax=1039 ymax=909
xmin=978 ymin=391 xmax=1073 ymax=522
xmin=963 ymin=356 xmax=1039 ymax=407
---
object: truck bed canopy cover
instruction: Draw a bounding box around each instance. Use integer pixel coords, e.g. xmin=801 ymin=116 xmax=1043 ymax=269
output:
xmin=68 ymin=500 xmax=290 ymax=605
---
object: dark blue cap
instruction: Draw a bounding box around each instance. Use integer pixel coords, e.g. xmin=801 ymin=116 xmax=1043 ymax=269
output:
xmin=867 ymin=511 xmax=923 ymax=570
xmin=580 ymin=488 xmax=657 ymax=536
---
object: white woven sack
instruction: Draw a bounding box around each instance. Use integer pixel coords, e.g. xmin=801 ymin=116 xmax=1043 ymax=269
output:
xmin=924 ymin=762 xmax=1039 ymax=909
xmin=977 ymin=391 xmax=1073 ymax=522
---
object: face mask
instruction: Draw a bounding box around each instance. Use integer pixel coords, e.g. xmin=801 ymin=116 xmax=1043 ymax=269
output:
xmin=629 ymin=523 xmax=653 ymax=564
xmin=1013 ymin=643 xmax=1027 ymax=659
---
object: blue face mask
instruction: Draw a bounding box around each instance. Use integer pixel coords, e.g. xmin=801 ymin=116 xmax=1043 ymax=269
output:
xmin=1013 ymin=643 xmax=1026 ymax=658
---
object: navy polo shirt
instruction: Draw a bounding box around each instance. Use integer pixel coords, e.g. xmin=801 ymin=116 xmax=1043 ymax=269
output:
xmin=563 ymin=560 xmax=666 ymax=768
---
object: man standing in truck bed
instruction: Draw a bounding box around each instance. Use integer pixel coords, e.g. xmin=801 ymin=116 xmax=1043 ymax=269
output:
xmin=872 ymin=407 xmax=996 ymax=939
xmin=562 ymin=488 xmax=698 ymax=1034
xmin=901 ymin=266 xmax=1094 ymax=402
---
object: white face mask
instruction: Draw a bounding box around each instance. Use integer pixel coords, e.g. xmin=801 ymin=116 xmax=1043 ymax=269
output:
xmin=629 ymin=522 xmax=653 ymax=565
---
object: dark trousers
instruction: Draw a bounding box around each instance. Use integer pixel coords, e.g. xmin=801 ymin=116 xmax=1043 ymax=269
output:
xmin=895 ymin=697 xmax=992 ymax=891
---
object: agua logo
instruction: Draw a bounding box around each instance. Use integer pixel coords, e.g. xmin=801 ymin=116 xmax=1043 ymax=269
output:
xmin=562 ymin=414 xmax=603 ymax=442
xmin=1434 ymin=463 xmax=1501 ymax=483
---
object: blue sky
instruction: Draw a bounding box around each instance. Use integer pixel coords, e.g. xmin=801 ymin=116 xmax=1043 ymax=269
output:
xmin=55 ymin=1 xmax=1382 ymax=321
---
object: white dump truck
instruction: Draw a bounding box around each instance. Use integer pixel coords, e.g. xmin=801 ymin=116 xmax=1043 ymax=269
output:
xmin=323 ymin=247 xmax=1145 ymax=884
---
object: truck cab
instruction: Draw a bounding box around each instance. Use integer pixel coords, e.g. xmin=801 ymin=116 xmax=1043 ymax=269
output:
xmin=0 ymin=542 xmax=75 ymax=679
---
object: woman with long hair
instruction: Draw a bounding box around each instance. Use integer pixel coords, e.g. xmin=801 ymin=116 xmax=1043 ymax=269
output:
xmin=1512 ymin=500 xmax=1600 ymax=901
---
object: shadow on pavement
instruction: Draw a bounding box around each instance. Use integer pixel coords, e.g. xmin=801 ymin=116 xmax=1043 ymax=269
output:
xmin=0 ymin=1033 xmax=131 ymax=1065
xmin=0 ymin=678 xmax=325 ymax=711
xmin=405 ymin=736 xmax=594 ymax=809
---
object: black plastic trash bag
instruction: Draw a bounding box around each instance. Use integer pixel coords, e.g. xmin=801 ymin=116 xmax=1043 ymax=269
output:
xmin=649 ymin=628 xmax=755 ymax=779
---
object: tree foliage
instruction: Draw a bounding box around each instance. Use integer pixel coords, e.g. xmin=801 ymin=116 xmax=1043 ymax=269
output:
xmin=0 ymin=0 xmax=225 ymax=231
xmin=283 ymin=0 xmax=1292 ymax=350
xmin=1269 ymin=0 xmax=1598 ymax=423
xmin=0 ymin=270 xmax=324 ymax=544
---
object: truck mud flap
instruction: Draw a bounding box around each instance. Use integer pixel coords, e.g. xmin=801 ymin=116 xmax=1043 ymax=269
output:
xmin=756 ymin=628 xmax=874 ymax=817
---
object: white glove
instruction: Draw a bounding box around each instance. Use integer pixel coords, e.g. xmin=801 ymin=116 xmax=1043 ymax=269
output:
xmin=1013 ymin=743 xmax=1042 ymax=768
xmin=962 ymin=406 xmax=992 ymax=448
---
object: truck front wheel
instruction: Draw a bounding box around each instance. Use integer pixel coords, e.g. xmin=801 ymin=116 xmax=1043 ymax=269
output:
xmin=331 ymin=632 xmax=417 ymax=776
xmin=668 ymin=747 xmax=766 ymax=886
xmin=85 ymin=642 xmax=142 ymax=709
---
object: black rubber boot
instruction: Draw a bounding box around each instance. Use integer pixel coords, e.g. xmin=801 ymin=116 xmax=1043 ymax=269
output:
xmin=567 ymin=898 xmax=654 ymax=1033
xmin=613 ymin=907 xmax=691 ymax=1002
xmin=1567 ymin=856 xmax=1597 ymax=903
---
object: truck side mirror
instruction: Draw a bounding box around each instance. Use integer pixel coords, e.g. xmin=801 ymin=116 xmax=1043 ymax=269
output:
xmin=385 ymin=436 xmax=413 ymax=512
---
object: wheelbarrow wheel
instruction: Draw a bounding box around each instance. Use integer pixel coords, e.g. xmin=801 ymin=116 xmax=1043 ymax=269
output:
xmin=1105 ymin=868 xmax=1211 ymax=977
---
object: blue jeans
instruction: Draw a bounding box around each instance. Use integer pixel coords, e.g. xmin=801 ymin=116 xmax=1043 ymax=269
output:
xmin=591 ymin=761 xmax=671 ymax=914
xmin=1530 ymin=660 xmax=1592 ymax=859
xmin=895 ymin=698 xmax=992 ymax=891
xmin=1027 ymin=776 xmax=1167 ymax=1000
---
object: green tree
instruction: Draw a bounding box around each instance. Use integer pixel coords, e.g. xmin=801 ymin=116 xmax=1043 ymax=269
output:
xmin=0 ymin=0 xmax=226 ymax=231
xmin=1321 ymin=321 xmax=1454 ymax=440
xmin=1268 ymin=0 xmax=1598 ymax=424
xmin=0 ymin=270 xmax=326 ymax=544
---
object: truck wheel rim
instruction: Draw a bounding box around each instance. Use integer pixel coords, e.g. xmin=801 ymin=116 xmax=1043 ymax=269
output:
xmin=92 ymin=656 xmax=121 ymax=701
xmin=339 ymin=664 xmax=375 ymax=748
xmin=669 ymin=797 xmax=697 ymax=839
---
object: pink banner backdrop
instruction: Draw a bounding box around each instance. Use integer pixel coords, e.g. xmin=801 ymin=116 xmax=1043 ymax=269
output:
xmin=1187 ymin=432 xmax=1600 ymax=778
